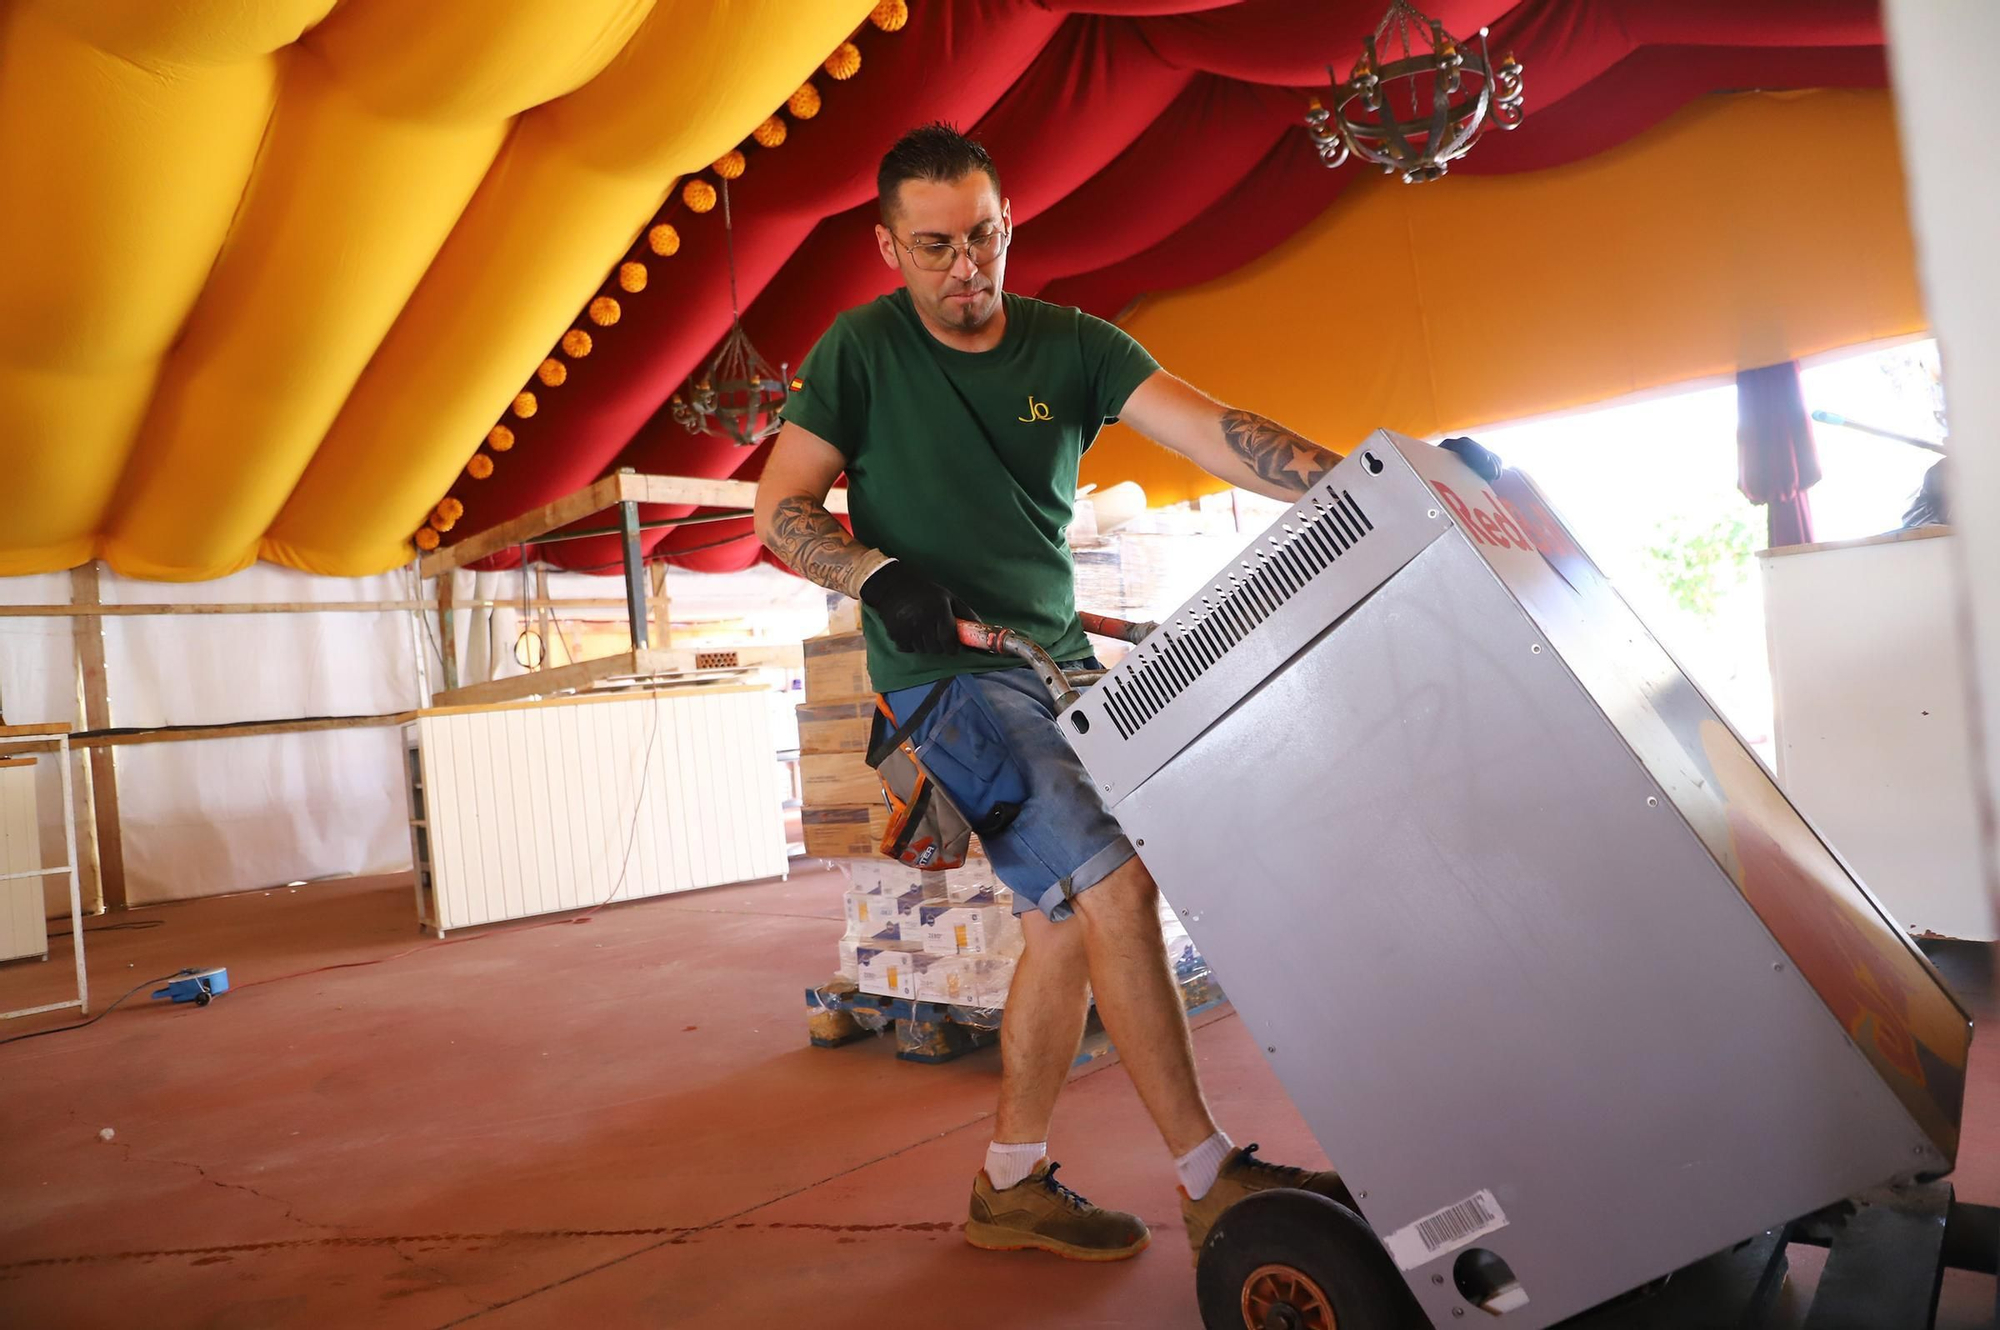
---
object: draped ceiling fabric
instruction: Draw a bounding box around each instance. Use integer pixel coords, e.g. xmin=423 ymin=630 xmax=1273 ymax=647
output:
xmin=0 ymin=0 xmax=1914 ymax=583
xmin=0 ymin=0 xmax=875 ymax=581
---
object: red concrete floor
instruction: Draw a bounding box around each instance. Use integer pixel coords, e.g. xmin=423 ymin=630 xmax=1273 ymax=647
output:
xmin=1 ymin=868 xmax=1995 ymax=1329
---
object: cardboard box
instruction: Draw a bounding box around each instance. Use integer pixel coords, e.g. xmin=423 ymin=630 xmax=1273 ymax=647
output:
xmin=856 ymin=940 xmax=924 ymax=998
xmin=803 ymin=632 xmax=870 ymax=702
xmin=912 ymin=953 xmax=983 ymax=1006
xmin=803 ymin=804 xmax=888 ymax=858
xmin=918 ymin=897 xmax=1023 ymax=957
xmin=844 ymin=890 xmax=900 ymax=933
xmin=913 ymin=954 xmax=1017 ymax=1007
xmin=797 ymin=698 xmax=875 ymax=756
xmin=980 ymin=956 xmax=1018 ymax=1006
xmin=827 ymin=597 xmax=863 ymax=636
xmin=840 ymin=857 xmax=928 ymax=895
xmin=945 ymin=862 xmax=1005 ymax=901
xmin=838 ymin=926 xmax=898 ymax=981
xmin=802 ymin=752 xmax=881 ymax=807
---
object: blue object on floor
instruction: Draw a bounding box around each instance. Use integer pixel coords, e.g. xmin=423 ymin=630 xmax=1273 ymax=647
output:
xmin=152 ymin=967 xmax=229 ymax=1006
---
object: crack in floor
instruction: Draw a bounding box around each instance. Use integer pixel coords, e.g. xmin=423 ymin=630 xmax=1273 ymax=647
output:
xmin=119 ymin=1144 xmax=323 ymax=1234
xmin=422 ymin=1110 xmax=1006 ymax=1328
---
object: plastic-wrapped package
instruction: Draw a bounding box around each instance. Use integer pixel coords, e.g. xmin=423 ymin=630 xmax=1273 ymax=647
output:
xmin=825 ymin=852 xmax=1211 ymax=1022
xmin=916 ymin=892 xmax=1024 ymax=957
xmin=855 ymin=939 xmax=925 ymax=998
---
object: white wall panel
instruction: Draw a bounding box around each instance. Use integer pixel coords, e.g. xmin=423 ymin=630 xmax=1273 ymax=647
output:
xmin=413 ymin=688 xmax=784 ymax=933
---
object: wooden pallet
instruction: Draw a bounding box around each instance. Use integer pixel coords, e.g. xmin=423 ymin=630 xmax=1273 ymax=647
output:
xmin=806 ymin=961 xmax=1224 ymax=1066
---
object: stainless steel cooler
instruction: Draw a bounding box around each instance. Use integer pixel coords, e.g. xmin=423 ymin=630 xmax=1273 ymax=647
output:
xmin=1058 ymin=430 xmax=1973 ymax=1326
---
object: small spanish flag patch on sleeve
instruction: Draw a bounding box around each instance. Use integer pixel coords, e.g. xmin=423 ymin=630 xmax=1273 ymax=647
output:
xmin=789 ymin=377 xmax=804 ymax=392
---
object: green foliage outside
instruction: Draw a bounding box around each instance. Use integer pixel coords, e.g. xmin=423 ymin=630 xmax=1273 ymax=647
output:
xmin=1646 ymin=507 xmax=1755 ymax=619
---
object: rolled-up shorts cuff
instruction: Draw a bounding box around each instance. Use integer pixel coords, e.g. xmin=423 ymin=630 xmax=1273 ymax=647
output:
xmin=1028 ymin=834 xmax=1137 ymax=921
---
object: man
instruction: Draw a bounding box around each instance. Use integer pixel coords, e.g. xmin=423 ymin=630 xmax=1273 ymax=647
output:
xmin=755 ymin=123 xmax=1356 ymax=1263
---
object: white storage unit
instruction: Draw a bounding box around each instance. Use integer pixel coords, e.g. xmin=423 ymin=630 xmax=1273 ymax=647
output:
xmin=0 ymin=757 xmax=49 ymax=962
xmin=1762 ymin=526 xmax=1994 ymax=940
xmin=405 ymin=686 xmax=787 ymax=934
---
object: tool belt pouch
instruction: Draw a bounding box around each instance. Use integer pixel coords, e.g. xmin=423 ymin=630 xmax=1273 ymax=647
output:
xmin=866 ymin=681 xmax=1026 ymax=870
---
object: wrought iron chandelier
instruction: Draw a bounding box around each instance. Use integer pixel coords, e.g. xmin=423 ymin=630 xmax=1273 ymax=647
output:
xmin=1305 ymin=0 xmax=1524 ymax=184
xmin=671 ymin=179 xmax=788 ymax=446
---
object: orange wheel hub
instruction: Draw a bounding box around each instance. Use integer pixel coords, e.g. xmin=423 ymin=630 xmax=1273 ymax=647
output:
xmin=1241 ymin=1262 xmax=1337 ymax=1330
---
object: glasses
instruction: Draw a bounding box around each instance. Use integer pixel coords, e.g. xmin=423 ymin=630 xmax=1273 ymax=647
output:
xmin=895 ymin=225 xmax=1010 ymax=272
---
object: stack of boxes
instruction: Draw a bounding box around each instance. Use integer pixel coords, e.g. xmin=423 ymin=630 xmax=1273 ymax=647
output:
xmin=841 ymin=856 xmax=1025 ymax=1008
xmin=799 ymin=600 xmax=885 ymax=859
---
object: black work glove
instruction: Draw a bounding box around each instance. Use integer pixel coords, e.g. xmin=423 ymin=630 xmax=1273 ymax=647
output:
xmin=1439 ymin=435 xmax=1504 ymax=483
xmin=859 ymin=560 xmax=971 ymax=655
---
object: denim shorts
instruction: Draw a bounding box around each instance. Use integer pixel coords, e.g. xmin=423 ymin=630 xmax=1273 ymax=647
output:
xmin=882 ymin=659 xmax=1135 ymax=922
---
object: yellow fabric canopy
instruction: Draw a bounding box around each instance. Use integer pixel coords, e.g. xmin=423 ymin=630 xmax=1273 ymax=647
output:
xmin=1083 ymin=89 xmax=1925 ymax=504
xmin=0 ymin=0 xmax=873 ymax=580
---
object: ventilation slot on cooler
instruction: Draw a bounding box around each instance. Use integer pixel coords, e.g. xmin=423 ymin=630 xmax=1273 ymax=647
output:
xmin=1098 ymin=491 xmax=1373 ymax=740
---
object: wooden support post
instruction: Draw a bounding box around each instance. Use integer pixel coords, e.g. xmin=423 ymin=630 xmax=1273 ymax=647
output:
xmin=619 ymin=498 xmax=649 ymax=650
xmin=534 ymin=566 xmax=554 ymax=668
xmin=66 ymin=746 xmax=105 ymax=915
xmin=68 ymin=564 xmax=125 ymax=910
xmin=437 ymin=574 xmax=459 ymax=692
xmin=650 ymin=561 xmax=670 ymax=649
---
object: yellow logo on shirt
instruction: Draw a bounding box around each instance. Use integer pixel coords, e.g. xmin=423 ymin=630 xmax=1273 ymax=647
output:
xmin=1017 ymin=395 xmax=1053 ymax=423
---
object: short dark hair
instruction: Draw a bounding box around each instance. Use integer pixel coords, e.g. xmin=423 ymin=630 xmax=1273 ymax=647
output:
xmin=877 ymin=122 xmax=1003 ymax=225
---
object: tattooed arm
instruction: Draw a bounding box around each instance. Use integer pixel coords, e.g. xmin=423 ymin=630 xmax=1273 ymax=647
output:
xmin=1117 ymin=370 xmax=1342 ymax=501
xmin=753 ymin=422 xmax=890 ymax=599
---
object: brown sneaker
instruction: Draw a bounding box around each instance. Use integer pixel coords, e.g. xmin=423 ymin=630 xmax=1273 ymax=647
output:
xmin=1181 ymin=1143 xmax=1360 ymax=1257
xmin=965 ymin=1161 xmax=1151 ymax=1262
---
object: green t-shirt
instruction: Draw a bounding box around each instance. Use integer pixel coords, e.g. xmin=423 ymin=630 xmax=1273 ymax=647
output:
xmin=781 ymin=289 xmax=1159 ymax=693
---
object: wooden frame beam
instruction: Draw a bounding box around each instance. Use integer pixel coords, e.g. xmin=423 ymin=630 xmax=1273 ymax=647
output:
xmin=74 ymin=714 xmax=411 ymax=750
xmin=418 ymin=472 xmax=845 ymax=577
xmin=427 ymin=644 xmax=803 ymax=709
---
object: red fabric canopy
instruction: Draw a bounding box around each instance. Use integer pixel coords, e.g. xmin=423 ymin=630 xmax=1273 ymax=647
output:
xmin=446 ymin=0 xmax=1887 ymax=576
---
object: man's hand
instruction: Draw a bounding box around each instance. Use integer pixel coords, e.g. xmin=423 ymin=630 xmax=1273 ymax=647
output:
xmin=860 ymin=561 xmax=971 ymax=655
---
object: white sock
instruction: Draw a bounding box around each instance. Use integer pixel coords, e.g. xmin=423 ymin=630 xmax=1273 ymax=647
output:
xmin=1176 ymin=1131 xmax=1235 ymax=1201
xmin=985 ymin=1140 xmax=1047 ymax=1190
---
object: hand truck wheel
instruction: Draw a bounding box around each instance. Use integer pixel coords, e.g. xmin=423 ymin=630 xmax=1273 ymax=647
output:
xmin=1196 ymin=1188 xmax=1419 ymax=1330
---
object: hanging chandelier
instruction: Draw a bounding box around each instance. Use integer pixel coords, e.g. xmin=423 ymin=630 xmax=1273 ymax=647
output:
xmin=1305 ymin=0 xmax=1524 ymax=184
xmin=671 ymin=179 xmax=788 ymax=446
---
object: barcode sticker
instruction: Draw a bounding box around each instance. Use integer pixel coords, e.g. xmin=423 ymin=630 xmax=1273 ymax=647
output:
xmin=1381 ymin=1189 xmax=1509 ymax=1271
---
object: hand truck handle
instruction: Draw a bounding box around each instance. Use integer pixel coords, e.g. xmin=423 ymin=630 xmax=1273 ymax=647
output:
xmin=1078 ymin=611 xmax=1158 ymax=644
xmin=954 ymin=620 xmax=1080 ymax=712
xmin=952 ymin=611 xmax=1153 ymax=713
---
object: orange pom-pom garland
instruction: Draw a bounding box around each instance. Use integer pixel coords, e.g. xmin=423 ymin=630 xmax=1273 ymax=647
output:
xmin=825 ymin=42 xmax=861 ymax=81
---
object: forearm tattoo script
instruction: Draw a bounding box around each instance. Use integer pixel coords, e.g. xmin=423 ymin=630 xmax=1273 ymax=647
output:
xmin=764 ymin=495 xmax=888 ymax=599
xmin=1219 ymin=409 xmax=1338 ymax=494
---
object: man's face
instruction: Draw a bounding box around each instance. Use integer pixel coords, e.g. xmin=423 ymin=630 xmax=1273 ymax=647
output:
xmin=875 ymin=174 xmax=1011 ymax=335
